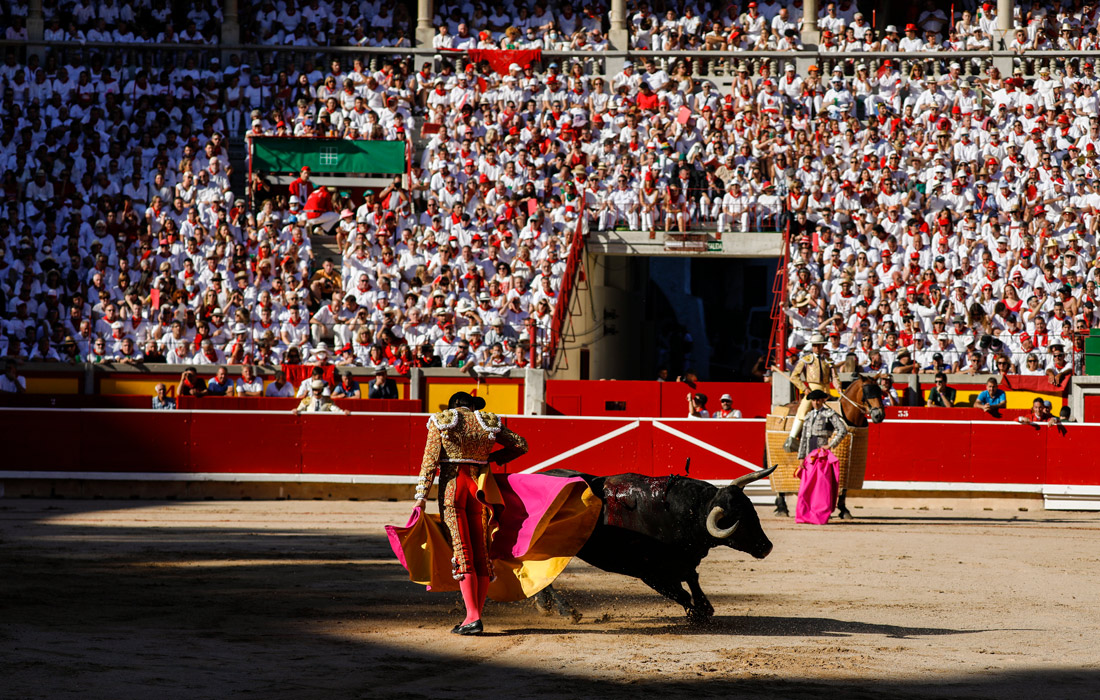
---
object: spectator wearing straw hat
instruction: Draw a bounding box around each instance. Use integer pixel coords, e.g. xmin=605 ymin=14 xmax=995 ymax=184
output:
xmin=713 ymin=394 xmax=742 ymax=419
xmin=890 ymin=348 xmax=918 ymax=374
xmin=784 ymin=292 xmax=820 ymax=349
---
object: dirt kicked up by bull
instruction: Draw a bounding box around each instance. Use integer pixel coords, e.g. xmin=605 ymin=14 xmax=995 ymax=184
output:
xmin=535 ymin=465 xmax=776 ymax=624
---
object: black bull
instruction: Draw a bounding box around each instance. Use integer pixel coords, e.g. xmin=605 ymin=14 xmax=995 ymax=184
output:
xmin=536 ymin=465 xmax=776 ymax=623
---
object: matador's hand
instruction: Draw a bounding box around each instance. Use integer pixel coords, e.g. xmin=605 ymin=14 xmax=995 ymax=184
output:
xmin=414 ymin=498 xmax=427 ymax=511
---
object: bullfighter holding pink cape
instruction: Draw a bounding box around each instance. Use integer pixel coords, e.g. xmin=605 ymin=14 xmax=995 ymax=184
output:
xmin=794 ymin=389 xmax=848 ymax=525
xmin=386 ymin=392 xmax=601 ymax=635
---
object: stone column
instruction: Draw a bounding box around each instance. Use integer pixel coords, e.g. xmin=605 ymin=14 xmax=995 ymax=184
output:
xmin=416 ymin=0 xmax=435 ymax=48
xmin=222 ymin=0 xmax=239 ymax=40
xmin=523 ymin=368 xmax=546 ymax=415
xmin=608 ymin=0 xmax=629 ymax=51
xmin=997 ymin=0 xmax=1013 ymax=32
xmin=28 ymin=0 xmax=44 ymax=59
xmin=801 ymin=0 xmax=820 ymax=46
xmin=221 ymin=0 xmax=239 ymax=63
xmin=994 ymin=0 xmax=1014 ymax=71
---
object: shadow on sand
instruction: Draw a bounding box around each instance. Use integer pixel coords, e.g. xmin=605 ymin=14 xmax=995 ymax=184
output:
xmin=0 ymin=500 xmax=1087 ymax=700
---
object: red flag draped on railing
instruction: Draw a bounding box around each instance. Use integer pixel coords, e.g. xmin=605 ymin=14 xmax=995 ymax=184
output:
xmin=282 ymin=364 xmax=335 ymax=388
xmin=999 ymin=374 xmax=1071 ymax=396
xmin=467 ymin=49 xmax=542 ymax=75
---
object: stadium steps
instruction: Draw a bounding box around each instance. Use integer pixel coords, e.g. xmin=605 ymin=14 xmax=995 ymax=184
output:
xmin=228 ymin=137 xmax=250 ymax=196
xmin=313 ymin=238 xmax=343 ymax=266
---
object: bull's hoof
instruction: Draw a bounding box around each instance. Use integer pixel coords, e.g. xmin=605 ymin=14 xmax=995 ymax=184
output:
xmin=533 ymin=590 xmax=555 ymax=616
xmin=774 ymin=494 xmax=790 ymax=517
xmin=687 ymin=606 xmax=714 ymax=625
xmin=837 ymin=507 xmax=854 ymax=520
xmin=534 ymin=587 xmax=582 ymax=622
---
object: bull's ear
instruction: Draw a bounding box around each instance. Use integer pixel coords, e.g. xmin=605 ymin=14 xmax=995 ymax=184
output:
xmin=730 ymin=465 xmax=777 ymax=489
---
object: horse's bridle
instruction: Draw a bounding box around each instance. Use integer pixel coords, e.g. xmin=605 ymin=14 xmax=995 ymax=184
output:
xmin=838 ymin=381 xmax=873 ymax=419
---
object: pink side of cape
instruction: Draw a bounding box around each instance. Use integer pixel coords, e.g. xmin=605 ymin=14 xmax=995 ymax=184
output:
xmin=491 ymin=473 xmax=583 ymax=558
xmin=385 ymin=474 xmax=588 ymax=564
xmin=385 ymin=507 xmax=420 ymax=570
xmin=795 ymin=449 xmax=840 ymax=525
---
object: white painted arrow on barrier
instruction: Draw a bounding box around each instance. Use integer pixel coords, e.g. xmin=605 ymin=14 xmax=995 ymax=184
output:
xmin=652 ymin=421 xmax=762 ymax=473
xmin=518 ymin=420 xmax=641 ymax=474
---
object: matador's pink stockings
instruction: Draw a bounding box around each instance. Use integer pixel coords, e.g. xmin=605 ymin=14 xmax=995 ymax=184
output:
xmin=477 ymin=575 xmax=490 ymax=617
xmin=459 ymin=576 xmax=480 ymax=625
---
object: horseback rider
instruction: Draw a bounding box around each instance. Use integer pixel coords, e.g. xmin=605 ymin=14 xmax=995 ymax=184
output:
xmin=796 ymin=389 xmax=849 ymax=461
xmin=784 ymin=331 xmax=838 ymax=452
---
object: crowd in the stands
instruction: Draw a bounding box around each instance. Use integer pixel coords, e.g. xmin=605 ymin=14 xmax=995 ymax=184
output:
xmin=0 ymin=0 xmax=1094 ymax=385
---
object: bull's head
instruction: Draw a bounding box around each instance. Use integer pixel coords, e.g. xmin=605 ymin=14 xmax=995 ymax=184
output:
xmin=705 ymin=466 xmax=776 ymax=559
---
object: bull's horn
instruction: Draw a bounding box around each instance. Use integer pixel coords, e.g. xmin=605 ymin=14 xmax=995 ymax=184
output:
xmin=731 ymin=465 xmax=778 ymax=489
xmin=706 ymin=506 xmax=739 ymax=539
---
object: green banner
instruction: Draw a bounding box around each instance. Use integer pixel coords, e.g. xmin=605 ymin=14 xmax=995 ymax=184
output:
xmin=250 ymin=138 xmax=406 ymax=175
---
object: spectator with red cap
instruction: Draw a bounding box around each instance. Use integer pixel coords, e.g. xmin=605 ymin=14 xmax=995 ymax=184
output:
xmin=289 ymin=166 xmax=313 ymax=202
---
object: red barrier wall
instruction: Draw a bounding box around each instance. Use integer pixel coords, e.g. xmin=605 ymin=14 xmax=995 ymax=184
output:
xmin=0 ymin=394 xmax=155 ymax=409
xmin=1 ymin=410 xmax=1097 ymax=491
xmin=545 ymin=380 xmax=771 ymax=418
xmin=884 ymin=407 xmax=1032 ymax=422
xmin=1084 ymin=395 xmax=1100 ymax=422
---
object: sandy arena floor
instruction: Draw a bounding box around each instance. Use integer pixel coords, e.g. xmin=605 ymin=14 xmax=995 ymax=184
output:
xmin=1 ymin=498 xmax=1098 ymax=699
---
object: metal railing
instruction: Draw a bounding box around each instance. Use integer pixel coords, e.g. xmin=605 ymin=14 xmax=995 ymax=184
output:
xmin=0 ymin=38 xmax=1087 ymax=80
xmin=767 ymin=220 xmax=792 ymax=371
xmin=545 ymin=212 xmax=588 ymax=371
xmin=778 ymin=327 xmax=1081 ymax=375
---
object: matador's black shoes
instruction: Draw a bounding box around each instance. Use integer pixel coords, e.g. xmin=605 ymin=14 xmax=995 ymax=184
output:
xmin=451 ymin=620 xmax=484 ymax=635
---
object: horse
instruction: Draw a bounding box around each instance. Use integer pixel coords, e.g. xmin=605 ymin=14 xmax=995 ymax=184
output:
xmin=774 ymin=375 xmax=885 ymax=519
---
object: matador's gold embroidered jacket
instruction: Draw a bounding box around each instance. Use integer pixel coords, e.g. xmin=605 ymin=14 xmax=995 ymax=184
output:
xmin=415 ymin=407 xmax=529 ymax=578
xmin=415 ymin=407 xmax=529 ymax=498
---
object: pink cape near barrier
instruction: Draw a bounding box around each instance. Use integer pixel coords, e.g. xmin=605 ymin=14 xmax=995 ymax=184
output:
xmin=386 ymin=473 xmax=601 ymax=602
xmin=796 ymin=448 xmax=840 ymax=525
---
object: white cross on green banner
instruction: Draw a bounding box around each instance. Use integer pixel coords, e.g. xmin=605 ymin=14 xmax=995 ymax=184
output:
xmin=251 ymin=138 xmax=406 ymax=174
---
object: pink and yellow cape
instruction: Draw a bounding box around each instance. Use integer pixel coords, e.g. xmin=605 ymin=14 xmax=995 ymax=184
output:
xmin=386 ymin=472 xmax=601 ymax=602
